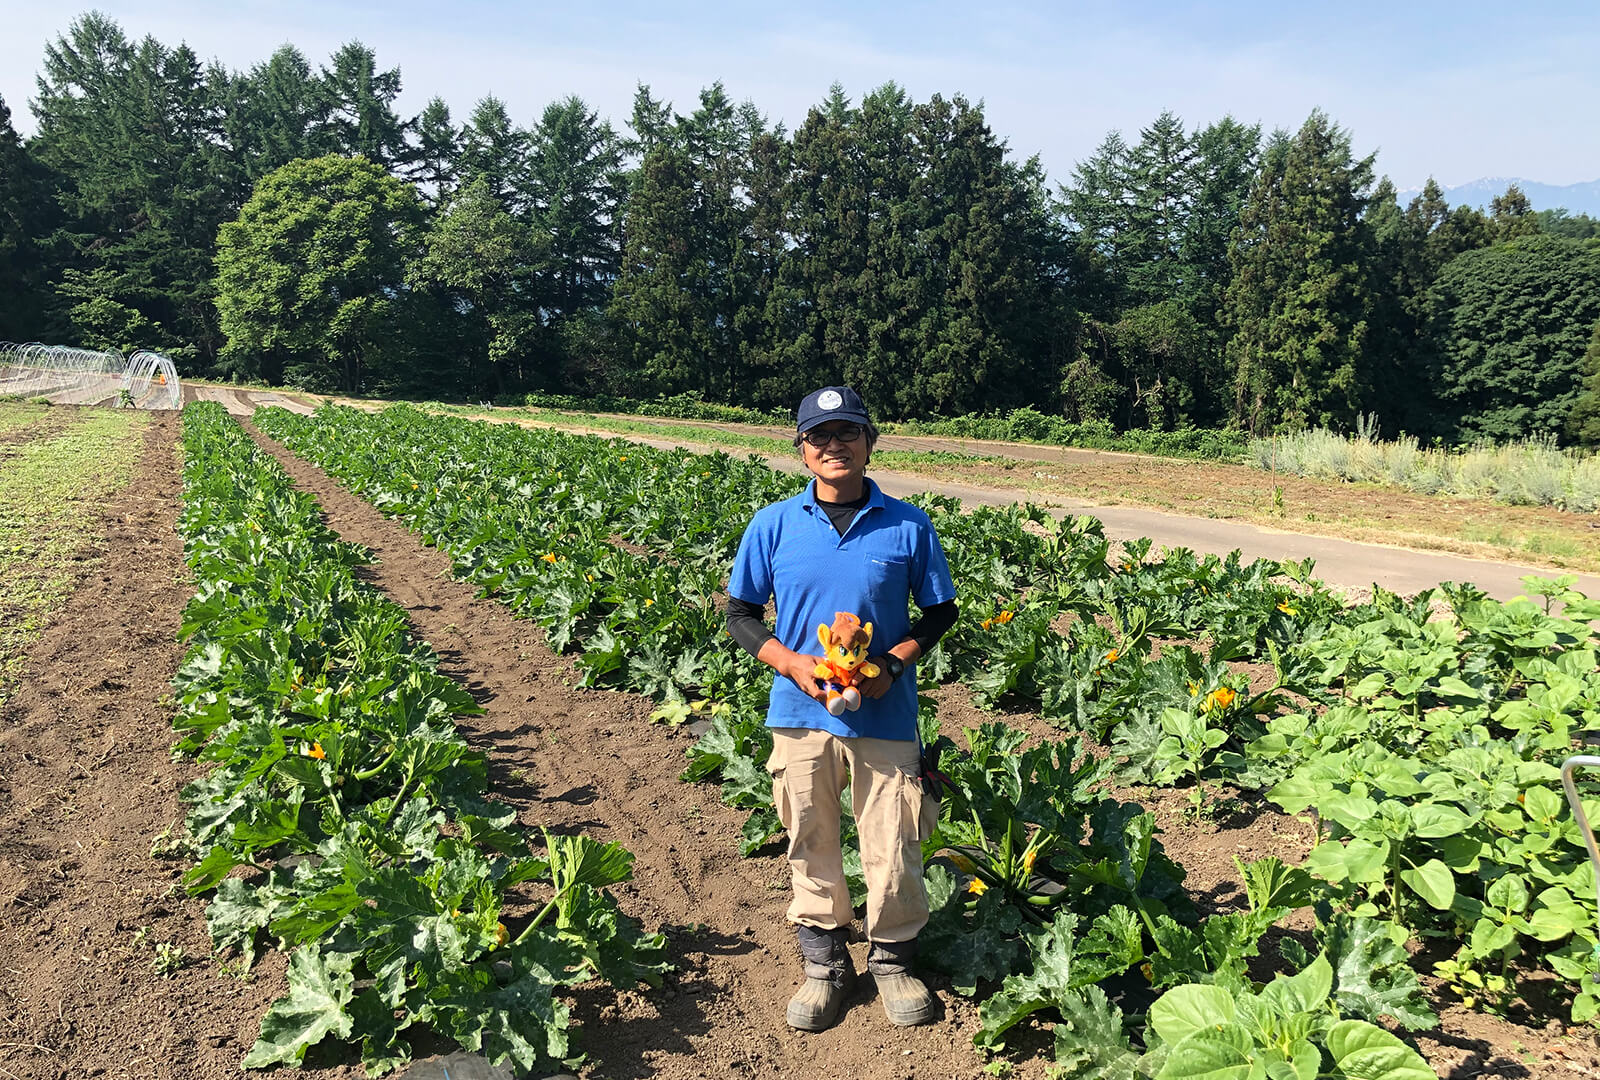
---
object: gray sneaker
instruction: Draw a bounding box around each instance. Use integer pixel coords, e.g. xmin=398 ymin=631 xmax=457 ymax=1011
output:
xmin=787 ymin=925 xmax=854 ymax=1032
xmin=868 ymin=940 xmax=936 ymax=1027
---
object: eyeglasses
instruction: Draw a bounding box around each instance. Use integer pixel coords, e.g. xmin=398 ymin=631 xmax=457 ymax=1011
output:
xmin=801 ymin=424 xmax=864 ymax=448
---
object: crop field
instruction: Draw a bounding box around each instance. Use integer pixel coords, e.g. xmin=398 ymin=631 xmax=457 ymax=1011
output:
xmin=3 ymin=399 xmax=1600 ymax=1079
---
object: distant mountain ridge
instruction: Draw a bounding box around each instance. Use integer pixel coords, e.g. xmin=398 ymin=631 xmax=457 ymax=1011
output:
xmin=1397 ymin=177 xmax=1600 ymax=217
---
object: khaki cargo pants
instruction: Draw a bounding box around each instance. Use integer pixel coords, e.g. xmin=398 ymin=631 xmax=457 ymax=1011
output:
xmin=767 ymin=727 xmax=940 ymax=943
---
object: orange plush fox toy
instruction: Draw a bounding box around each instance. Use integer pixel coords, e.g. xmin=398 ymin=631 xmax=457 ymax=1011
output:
xmin=814 ymin=612 xmax=881 ymax=716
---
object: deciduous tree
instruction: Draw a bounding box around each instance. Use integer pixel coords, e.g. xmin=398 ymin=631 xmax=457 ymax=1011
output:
xmin=1428 ymin=235 xmax=1600 ymax=441
xmin=215 ymin=155 xmax=425 ymax=391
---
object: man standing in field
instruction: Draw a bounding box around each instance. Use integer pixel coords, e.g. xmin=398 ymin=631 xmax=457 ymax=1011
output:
xmin=725 ymin=386 xmax=958 ymax=1031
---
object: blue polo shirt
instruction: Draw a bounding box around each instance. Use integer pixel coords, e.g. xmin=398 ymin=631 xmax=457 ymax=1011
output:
xmin=727 ymin=478 xmax=956 ymax=741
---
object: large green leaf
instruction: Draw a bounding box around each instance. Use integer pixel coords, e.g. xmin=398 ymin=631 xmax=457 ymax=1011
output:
xmin=1077 ymin=905 xmax=1145 ymax=984
xmin=1398 ymin=858 xmax=1455 ymax=910
xmin=1051 ymin=985 xmax=1140 ymax=1080
xmin=1324 ymin=1019 xmax=1434 ymax=1080
xmin=1304 ymin=837 xmax=1388 ymax=885
xmin=348 ymin=987 xmax=413 ymax=1076
xmin=205 ymin=875 xmax=293 ymax=966
xmin=426 ymin=964 xmax=572 ymax=1073
xmin=1257 ymin=953 xmax=1332 ymax=1019
xmin=1155 ymin=1023 xmax=1259 ymax=1080
xmin=240 ymin=948 xmax=357 ymax=1067
xmin=919 ymin=864 xmax=1025 ymax=996
xmin=1407 ymin=803 xmax=1471 ymax=839
xmin=974 ymin=913 xmax=1079 ymax=1050
xmin=558 ymin=883 xmax=670 ymax=987
xmin=1317 ymin=916 xmax=1437 ymax=1031
xmin=353 ymin=869 xmax=469 ymax=996
xmin=1148 ymin=983 xmax=1238 ymax=1045
xmin=545 ymin=830 xmax=636 ymax=900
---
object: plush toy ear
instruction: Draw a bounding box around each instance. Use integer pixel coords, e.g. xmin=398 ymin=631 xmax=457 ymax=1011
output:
xmin=817 ymin=624 xmax=831 ymax=649
xmin=861 ymin=621 xmax=874 ymax=644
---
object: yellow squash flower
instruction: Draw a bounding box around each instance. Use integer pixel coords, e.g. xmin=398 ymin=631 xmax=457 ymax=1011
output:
xmin=1277 ymin=601 xmax=1298 ymax=616
xmin=966 ymin=877 xmax=988 ymax=895
xmin=541 ymin=552 xmax=558 ymax=563
xmin=303 ymin=741 xmax=326 ymax=760
xmin=1203 ymin=686 xmax=1237 ymax=712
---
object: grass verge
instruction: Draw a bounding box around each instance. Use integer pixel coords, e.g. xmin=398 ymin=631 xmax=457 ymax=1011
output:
xmin=0 ymin=403 xmax=150 ymax=702
xmin=0 ymin=400 xmax=58 ymax=441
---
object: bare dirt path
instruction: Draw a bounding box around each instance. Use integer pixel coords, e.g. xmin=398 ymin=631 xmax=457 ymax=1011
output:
xmin=242 ymin=420 xmax=1010 ymax=1080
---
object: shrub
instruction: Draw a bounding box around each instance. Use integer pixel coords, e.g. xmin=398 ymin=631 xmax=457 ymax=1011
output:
xmin=1254 ymin=426 xmax=1600 ymax=513
xmin=1565 ymin=455 xmax=1600 ymax=513
xmin=1383 ymin=435 xmax=1420 ymax=486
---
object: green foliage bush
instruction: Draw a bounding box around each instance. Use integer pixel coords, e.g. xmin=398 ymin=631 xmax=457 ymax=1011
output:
xmin=520 ymin=390 xmax=789 ymax=426
xmin=890 ymin=409 xmax=1249 ymax=460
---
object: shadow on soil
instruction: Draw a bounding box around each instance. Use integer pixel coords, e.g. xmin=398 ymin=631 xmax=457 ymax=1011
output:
xmin=567 ymin=927 xmax=757 ymax=1080
xmin=1416 ymin=1029 xmax=1532 ymax=1080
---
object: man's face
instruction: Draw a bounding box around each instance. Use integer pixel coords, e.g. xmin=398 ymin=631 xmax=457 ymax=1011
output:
xmin=801 ymin=421 xmax=868 ymax=485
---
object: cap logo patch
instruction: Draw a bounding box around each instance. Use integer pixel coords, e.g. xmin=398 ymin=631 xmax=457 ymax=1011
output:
xmin=818 ymin=390 xmax=843 ymax=410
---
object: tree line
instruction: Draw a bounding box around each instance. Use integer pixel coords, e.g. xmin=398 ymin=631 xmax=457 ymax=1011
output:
xmin=3 ymin=13 xmax=1599 ymax=441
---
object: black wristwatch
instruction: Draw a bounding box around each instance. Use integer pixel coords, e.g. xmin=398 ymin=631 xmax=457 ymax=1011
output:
xmin=881 ymin=655 xmax=905 ymax=682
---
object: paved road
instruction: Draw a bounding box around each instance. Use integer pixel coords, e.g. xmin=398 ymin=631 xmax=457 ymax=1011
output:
xmin=246 ymin=392 xmax=1600 ymax=602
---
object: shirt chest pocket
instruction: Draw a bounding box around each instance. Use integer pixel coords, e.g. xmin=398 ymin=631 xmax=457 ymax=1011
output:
xmin=865 ymin=555 xmax=910 ymax=604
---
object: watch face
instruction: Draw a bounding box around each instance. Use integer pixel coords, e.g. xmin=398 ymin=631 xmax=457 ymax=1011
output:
xmin=887 ymin=657 xmax=905 ymax=678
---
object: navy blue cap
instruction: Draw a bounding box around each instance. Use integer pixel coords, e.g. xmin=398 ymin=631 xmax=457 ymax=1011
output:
xmin=797 ymin=386 xmax=870 ymax=433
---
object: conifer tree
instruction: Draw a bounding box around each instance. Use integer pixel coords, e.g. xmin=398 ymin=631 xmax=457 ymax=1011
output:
xmin=317 ymin=42 xmax=411 ymax=169
xmin=608 ymin=135 xmax=702 ymax=396
xmin=456 ymin=97 xmax=528 ymax=211
xmin=0 ymin=94 xmax=56 ymax=340
xmin=412 ymin=97 xmax=460 ymax=202
xmin=223 ymin=46 xmax=327 ymax=183
xmin=1226 ymin=111 xmax=1375 ymax=432
xmin=33 ymin=14 xmax=232 ymax=364
xmin=1490 ymin=182 xmax=1539 ymax=242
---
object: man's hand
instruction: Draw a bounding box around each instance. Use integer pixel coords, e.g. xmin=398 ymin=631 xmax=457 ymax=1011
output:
xmin=756 ymin=639 xmax=830 ymax=705
xmin=857 ymin=667 xmax=893 ymax=700
xmin=784 ymin=653 xmax=832 ymax=705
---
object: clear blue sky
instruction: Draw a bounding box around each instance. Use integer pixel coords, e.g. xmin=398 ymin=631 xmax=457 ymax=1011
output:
xmin=2 ymin=1 xmax=1596 ymax=190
